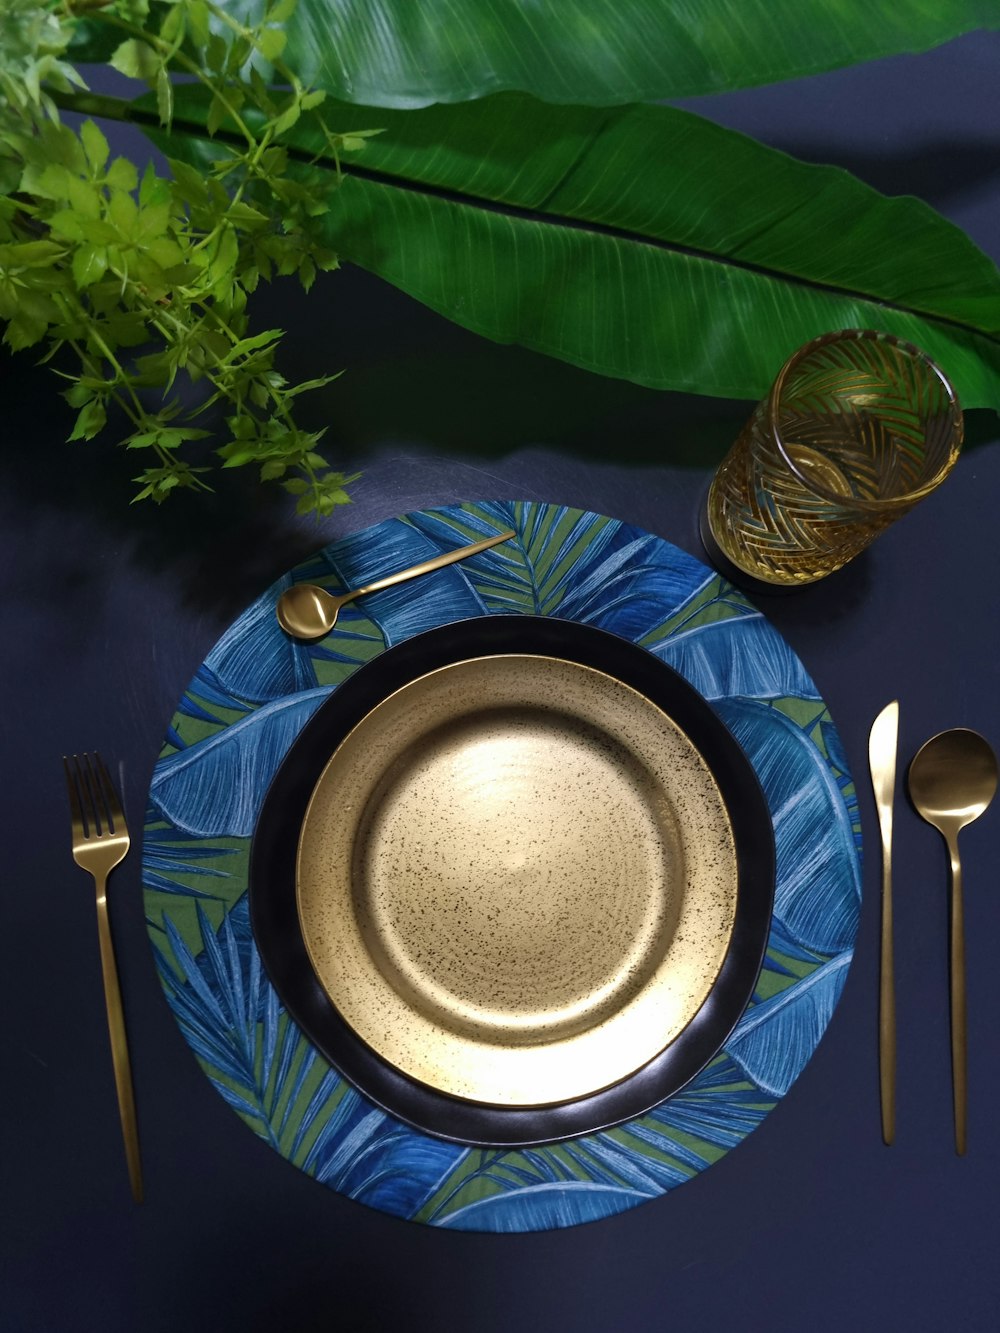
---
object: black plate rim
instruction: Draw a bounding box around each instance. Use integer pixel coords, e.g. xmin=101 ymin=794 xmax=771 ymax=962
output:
xmin=249 ymin=614 xmax=775 ymax=1147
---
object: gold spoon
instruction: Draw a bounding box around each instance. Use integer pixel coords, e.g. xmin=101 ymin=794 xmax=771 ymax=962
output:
xmin=908 ymin=728 xmax=997 ymax=1155
xmin=276 ymin=529 xmax=517 ymax=640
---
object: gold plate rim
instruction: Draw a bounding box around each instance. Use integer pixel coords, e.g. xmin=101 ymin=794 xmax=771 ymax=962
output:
xmin=296 ymin=653 xmax=738 ymax=1108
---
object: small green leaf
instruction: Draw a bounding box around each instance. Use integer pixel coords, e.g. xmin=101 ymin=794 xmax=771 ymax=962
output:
xmin=108 ymin=190 xmax=139 ymax=238
xmin=34 ymin=163 xmax=73 ymax=202
xmin=66 ymin=175 xmax=101 ymax=220
xmin=3 ymin=312 xmax=48 ymax=351
xmin=62 ymin=381 xmax=93 ymax=409
xmin=298 ymin=256 xmax=316 ymax=291
xmin=81 ymin=120 xmax=110 ymax=173
xmin=107 ymin=157 xmax=140 ymax=193
xmin=76 ymin=218 xmax=121 ymax=246
xmin=72 ymin=245 xmax=109 ymax=289
xmin=146 ymin=236 xmax=186 ymax=269
xmin=139 ymin=162 xmax=170 ymax=208
xmin=214 ymin=224 xmax=240 ymax=278
xmin=268 ymin=0 xmax=299 ymax=24
xmin=110 ymin=38 xmax=162 ymax=82
xmin=68 ymin=398 xmax=107 ymax=441
xmin=282 ymin=477 xmax=309 ymax=495
xmin=270 ymin=100 xmax=301 ymax=136
xmin=206 ymin=92 xmax=230 ymax=137
xmin=136 ymin=202 xmax=172 ymax=243
xmin=160 ymin=2 xmax=186 ymax=46
xmin=258 ymin=27 xmax=288 ymax=61
xmin=227 ymin=202 xmax=270 ymax=230
xmin=47 ymin=210 xmax=87 ymax=242
xmin=157 ymin=67 xmax=174 ymax=127
xmin=187 ymin=0 xmax=211 ymax=47
xmin=219 ymin=447 xmax=257 ymax=467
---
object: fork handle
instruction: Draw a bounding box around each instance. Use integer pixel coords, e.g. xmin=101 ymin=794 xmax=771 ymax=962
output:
xmin=95 ymin=877 xmax=144 ymax=1202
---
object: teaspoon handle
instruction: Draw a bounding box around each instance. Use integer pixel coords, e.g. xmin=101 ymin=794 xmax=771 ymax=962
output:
xmin=948 ymin=837 xmax=967 ymax=1156
xmin=353 ymin=530 xmax=516 ymax=599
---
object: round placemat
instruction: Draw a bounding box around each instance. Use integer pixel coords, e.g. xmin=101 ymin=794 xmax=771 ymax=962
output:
xmin=143 ymin=501 xmax=862 ymax=1233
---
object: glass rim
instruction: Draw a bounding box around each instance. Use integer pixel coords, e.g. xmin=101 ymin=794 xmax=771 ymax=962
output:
xmin=767 ymin=329 xmax=964 ymax=511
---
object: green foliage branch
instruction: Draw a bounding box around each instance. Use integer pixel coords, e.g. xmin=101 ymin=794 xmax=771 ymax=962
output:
xmin=0 ymin=0 xmax=375 ymax=513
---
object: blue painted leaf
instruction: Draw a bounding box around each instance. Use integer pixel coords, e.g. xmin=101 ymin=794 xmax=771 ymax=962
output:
xmin=645 ymin=1051 xmax=775 ymax=1148
xmin=308 ymin=516 xmax=490 ymax=645
xmin=142 ymin=825 xmax=232 ymax=899
xmin=438 ymin=1182 xmax=641 ymax=1232
xmin=820 ymin=718 xmax=851 ymax=778
xmin=305 ymin=1089 xmax=468 ymax=1216
xmin=562 ymin=1131 xmax=693 ymax=1191
xmin=557 ymin=535 xmax=700 ymax=630
xmin=765 ymin=915 xmax=828 ymax=966
xmin=726 ymin=953 xmax=852 ymax=1097
xmin=651 ymin=614 xmax=820 ymax=701
xmin=155 ymin=904 xmax=355 ymax=1153
xmin=149 ymin=687 xmax=330 ymax=836
xmin=203 ymin=576 xmax=319 ymax=703
xmin=715 ymin=698 xmax=861 ymax=953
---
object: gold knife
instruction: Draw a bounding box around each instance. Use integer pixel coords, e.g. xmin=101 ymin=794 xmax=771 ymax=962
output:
xmin=869 ymin=701 xmax=899 ymax=1145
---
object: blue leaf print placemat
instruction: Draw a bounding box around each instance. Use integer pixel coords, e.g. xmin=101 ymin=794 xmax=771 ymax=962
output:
xmin=143 ymin=501 xmax=862 ymax=1233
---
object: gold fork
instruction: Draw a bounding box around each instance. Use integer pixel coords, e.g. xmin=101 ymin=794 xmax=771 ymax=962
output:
xmin=63 ymin=753 xmax=143 ymax=1203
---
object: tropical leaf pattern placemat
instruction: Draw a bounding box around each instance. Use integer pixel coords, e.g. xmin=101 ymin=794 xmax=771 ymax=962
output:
xmin=143 ymin=501 xmax=861 ymax=1233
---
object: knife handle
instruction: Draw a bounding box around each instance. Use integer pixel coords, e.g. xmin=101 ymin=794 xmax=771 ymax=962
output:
xmin=879 ymin=836 xmax=895 ymax=1146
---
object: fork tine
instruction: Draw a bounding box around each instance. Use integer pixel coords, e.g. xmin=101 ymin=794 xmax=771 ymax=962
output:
xmin=92 ymin=752 xmax=125 ymax=831
xmin=81 ymin=751 xmax=107 ymax=836
xmin=63 ymin=754 xmax=88 ymax=841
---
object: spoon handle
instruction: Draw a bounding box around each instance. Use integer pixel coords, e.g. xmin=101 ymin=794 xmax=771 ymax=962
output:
xmin=947 ymin=835 xmax=967 ymax=1155
xmin=351 ymin=530 xmax=517 ymax=601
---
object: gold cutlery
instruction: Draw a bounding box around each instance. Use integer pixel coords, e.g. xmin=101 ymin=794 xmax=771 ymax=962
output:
xmin=63 ymin=753 xmax=143 ymax=1202
xmin=869 ymin=701 xmax=899 ymax=1146
xmin=908 ymin=729 xmax=997 ymax=1155
xmin=276 ymin=529 xmax=517 ymax=640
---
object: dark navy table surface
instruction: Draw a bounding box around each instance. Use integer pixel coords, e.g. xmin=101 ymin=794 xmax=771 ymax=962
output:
xmin=4 ymin=33 xmax=999 ymax=1333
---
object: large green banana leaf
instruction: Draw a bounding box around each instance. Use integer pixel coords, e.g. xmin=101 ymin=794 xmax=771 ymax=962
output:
xmin=73 ymin=1 xmax=1000 ymax=108
xmin=150 ymin=87 xmax=1000 ymax=409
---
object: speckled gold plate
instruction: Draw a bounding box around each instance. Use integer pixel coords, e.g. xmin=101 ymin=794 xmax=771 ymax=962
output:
xmin=296 ymin=653 xmax=738 ymax=1108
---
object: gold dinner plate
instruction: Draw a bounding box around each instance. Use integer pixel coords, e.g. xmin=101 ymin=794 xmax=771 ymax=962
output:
xmin=296 ymin=652 xmax=738 ymax=1108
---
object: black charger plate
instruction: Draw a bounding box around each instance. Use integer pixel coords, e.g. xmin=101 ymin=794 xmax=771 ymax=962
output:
xmin=249 ymin=615 xmax=775 ymax=1147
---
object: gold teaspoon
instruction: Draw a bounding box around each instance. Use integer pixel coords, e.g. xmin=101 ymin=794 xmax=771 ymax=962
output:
xmin=276 ymin=529 xmax=517 ymax=640
xmin=908 ymin=728 xmax=998 ymax=1155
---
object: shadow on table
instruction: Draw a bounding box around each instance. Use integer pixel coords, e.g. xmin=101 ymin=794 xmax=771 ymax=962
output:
xmin=2 ymin=259 xmax=996 ymax=619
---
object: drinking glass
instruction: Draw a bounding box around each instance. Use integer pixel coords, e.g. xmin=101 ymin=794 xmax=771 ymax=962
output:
xmin=703 ymin=330 xmax=963 ymax=587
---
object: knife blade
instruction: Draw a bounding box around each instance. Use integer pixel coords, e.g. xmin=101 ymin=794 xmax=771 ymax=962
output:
xmin=869 ymin=700 xmax=899 ymax=1146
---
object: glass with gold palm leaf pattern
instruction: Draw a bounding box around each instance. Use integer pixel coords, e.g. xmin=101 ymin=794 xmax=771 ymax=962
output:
xmin=703 ymin=330 xmax=963 ymax=586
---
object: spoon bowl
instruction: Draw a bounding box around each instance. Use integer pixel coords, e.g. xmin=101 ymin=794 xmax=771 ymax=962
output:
xmin=908 ymin=727 xmax=997 ymax=1155
xmin=277 ymin=583 xmax=351 ymax=640
xmin=908 ymin=729 xmax=997 ymax=832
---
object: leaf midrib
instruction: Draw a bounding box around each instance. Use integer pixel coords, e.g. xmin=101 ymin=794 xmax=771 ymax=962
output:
xmin=63 ymin=93 xmax=1000 ymax=352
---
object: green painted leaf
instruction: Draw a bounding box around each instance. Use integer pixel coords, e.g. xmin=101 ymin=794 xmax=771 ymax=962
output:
xmin=220 ymin=0 xmax=1000 ymax=108
xmin=155 ymin=88 xmax=1000 ymax=408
